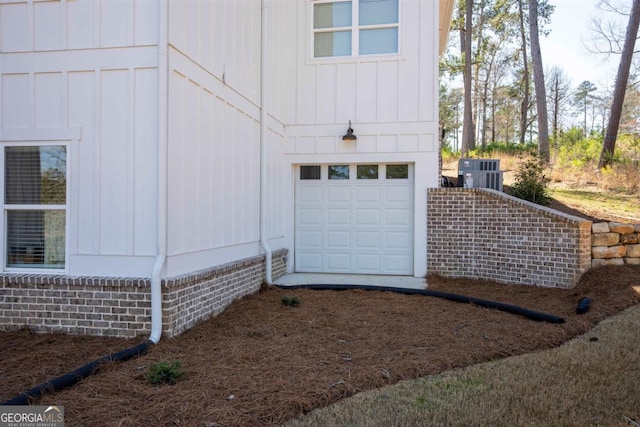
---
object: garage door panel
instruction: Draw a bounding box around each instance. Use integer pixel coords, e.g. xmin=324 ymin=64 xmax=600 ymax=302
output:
xmin=356 ymin=208 xmax=380 ymax=225
xmin=385 ymin=186 xmax=411 ymax=203
xmin=298 ymin=230 xmax=322 ymax=248
xmin=328 ymin=253 xmax=351 ymax=270
xmin=356 ymin=254 xmax=381 ymax=272
xmin=385 ymin=254 xmax=412 ymax=273
xmin=356 ymin=231 xmax=380 ymax=248
xmin=298 ymin=253 xmax=323 ymax=270
xmin=299 ymin=185 xmax=323 ymax=202
xmin=327 ymin=186 xmax=351 ymax=202
xmin=327 ymin=208 xmax=351 ymax=225
xmin=298 ymin=208 xmax=322 ymax=225
xmin=355 ymin=186 xmax=380 ymax=202
xmin=385 ymin=231 xmax=411 ymax=249
xmin=385 ymin=209 xmax=411 ymax=226
xmin=296 ymin=164 xmax=413 ymax=275
xmin=328 ymin=231 xmax=351 ymax=248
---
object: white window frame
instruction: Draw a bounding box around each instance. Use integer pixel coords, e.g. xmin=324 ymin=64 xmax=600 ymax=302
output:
xmin=311 ymin=0 xmax=401 ymax=59
xmin=0 ymin=141 xmax=70 ymax=274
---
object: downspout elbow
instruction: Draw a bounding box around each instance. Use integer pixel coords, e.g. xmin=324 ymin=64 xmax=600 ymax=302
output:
xmin=149 ymin=249 xmax=165 ymax=344
xmin=260 ymin=239 xmax=273 ymax=285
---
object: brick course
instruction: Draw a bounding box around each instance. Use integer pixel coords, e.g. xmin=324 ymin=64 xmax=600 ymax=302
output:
xmin=427 ymin=188 xmax=592 ymax=288
xmin=0 ymin=249 xmax=287 ymax=338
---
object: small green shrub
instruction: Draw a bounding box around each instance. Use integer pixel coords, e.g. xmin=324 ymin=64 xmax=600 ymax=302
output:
xmin=281 ymin=295 xmax=301 ymax=307
xmin=145 ymin=360 xmax=184 ymax=385
xmin=510 ymin=157 xmax=551 ymax=206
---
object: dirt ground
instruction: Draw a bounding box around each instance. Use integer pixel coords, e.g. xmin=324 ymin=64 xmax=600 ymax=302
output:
xmin=1 ymin=265 xmax=639 ymax=426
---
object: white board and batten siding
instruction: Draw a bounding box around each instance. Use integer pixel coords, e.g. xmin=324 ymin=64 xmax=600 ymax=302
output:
xmin=0 ymin=0 xmax=288 ymax=278
xmin=0 ymin=0 xmax=160 ymax=277
xmin=1 ymin=0 xmax=443 ymax=280
xmin=274 ymin=0 xmax=441 ymax=277
xmin=165 ymin=0 xmax=286 ymax=277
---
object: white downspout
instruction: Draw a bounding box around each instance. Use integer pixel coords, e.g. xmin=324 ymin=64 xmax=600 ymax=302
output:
xmin=260 ymin=0 xmax=273 ymax=285
xmin=150 ymin=0 xmax=169 ymax=344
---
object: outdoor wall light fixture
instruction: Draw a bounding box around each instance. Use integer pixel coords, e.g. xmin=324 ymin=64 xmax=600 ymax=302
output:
xmin=342 ymin=120 xmax=357 ymax=141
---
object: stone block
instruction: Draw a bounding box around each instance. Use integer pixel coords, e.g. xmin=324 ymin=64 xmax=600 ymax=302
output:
xmin=626 ymin=244 xmax=640 ymax=258
xmin=592 ymin=222 xmax=610 ymax=233
xmin=592 ymin=245 xmax=627 ymax=259
xmin=625 ymin=257 xmax=640 ymax=265
xmin=620 ymin=233 xmax=639 ymax=244
xmin=591 ymin=233 xmax=619 ymax=247
xmin=609 ymin=222 xmax=636 ymax=234
xmin=592 ymin=258 xmax=625 ymax=268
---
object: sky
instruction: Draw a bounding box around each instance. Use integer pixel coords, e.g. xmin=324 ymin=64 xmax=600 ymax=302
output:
xmin=540 ymin=0 xmax=624 ymax=91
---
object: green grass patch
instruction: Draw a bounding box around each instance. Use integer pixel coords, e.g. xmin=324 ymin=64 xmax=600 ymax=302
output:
xmin=550 ymin=188 xmax=640 ymax=221
xmin=285 ymin=306 xmax=640 ymax=427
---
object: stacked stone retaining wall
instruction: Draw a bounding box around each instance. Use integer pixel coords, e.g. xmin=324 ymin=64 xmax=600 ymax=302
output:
xmin=591 ymin=222 xmax=640 ymax=267
xmin=0 ymin=249 xmax=287 ymax=338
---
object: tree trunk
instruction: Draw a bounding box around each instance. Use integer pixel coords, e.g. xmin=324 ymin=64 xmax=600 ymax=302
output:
xmin=599 ymin=0 xmax=640 ymax=168
xmin=472 ymin=0 xmax=486 ymax=146
xmin=553 ymin=75 xmax=559 ymax=141
xmin=461 ymin=0 xmax=475 ymax=156
xmin=480 ymin=48 xmax=497 ymax=148
xmin=517 ymin=0 xmax=529 ymax=145
xmin=529 ymin=0 xmax=550 ymax=163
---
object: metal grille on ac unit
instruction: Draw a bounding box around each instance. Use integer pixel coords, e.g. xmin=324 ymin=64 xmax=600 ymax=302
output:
xmin=457 ymin=159 xmax=503 ymax=191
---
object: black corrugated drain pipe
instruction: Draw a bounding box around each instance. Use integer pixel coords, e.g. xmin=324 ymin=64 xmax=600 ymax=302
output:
xmin=2 ymin=340 xmax=152 ymax=405
xmin=277 ymin=284 xmax=565 ymax=324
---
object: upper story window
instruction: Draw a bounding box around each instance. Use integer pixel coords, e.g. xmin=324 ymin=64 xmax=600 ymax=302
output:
xmin=313 ymin=0 xmax=399 ymax=58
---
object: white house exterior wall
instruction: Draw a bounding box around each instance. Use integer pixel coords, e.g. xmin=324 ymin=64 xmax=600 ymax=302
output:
xmin=0 ymin=0 xmax=160 ymax=277
xmin=276 ymin=0 xmax=440 ymax=277
xmin=0 ymin=0 xmax=288 ymax=279
xmin=290 ymin=1 xmax=438 ymax=126
xmin=165 ymin=0 xmax=287 ymax=277
xmin=0 ymin=0 xmax=450 ymax=337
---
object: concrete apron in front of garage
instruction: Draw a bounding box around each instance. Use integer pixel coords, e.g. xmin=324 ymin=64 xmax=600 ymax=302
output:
xmin=275 ymin=273 xmax=427 ymax=290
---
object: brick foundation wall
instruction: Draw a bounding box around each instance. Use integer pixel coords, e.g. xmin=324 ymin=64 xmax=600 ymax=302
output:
xmin=591 ymin=222 xmax=640 ymax=267
xmin=163 ymin=249 xmax=288 ymax=336
xmin=0 ymin=249 xmax=287 ymax=338
xmin=427 ymin=188 xmax=592 ymax=288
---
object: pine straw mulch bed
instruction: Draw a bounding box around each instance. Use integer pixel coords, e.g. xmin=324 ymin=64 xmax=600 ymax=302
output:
xmin=1 ymin=265 xmax=639 ymax=427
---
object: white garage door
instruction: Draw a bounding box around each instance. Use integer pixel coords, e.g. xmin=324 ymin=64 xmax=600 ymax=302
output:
xmin=295 ymin=164 xmax=414 ymax=275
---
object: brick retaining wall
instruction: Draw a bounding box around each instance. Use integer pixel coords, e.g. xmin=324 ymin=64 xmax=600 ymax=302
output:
xmin=0 ymin=249 xmax=287 ymax=338
xmin=591 ymin=222 xmax=640 ymax=267
xmin=427 ymin=188 xmax=592 ymax=288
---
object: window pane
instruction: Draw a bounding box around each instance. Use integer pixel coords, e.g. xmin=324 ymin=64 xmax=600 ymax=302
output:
xmin=359 ymin=0 xmax=398 ymax=25
xmin=360 ymin=27 xmax=398 ymax=55
xmin=387 ymin=164 xmax=408 ymax=179
xmin=314 ymin=2 xmax=352 ymax=28
xmin=357 ymin=165 xmax=378 ymax=179
xmin=300 ymin=165 xmax=321 ymax=180
xmin=329 ymin=165 xmax=349 ymax=179
xmin=5 ymin=146 xmax=66 ymax=205
xmin=6 ymin=210 xmax=65 ymax=269
xmin=315 ymin=31 xmax=352 ymax=57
